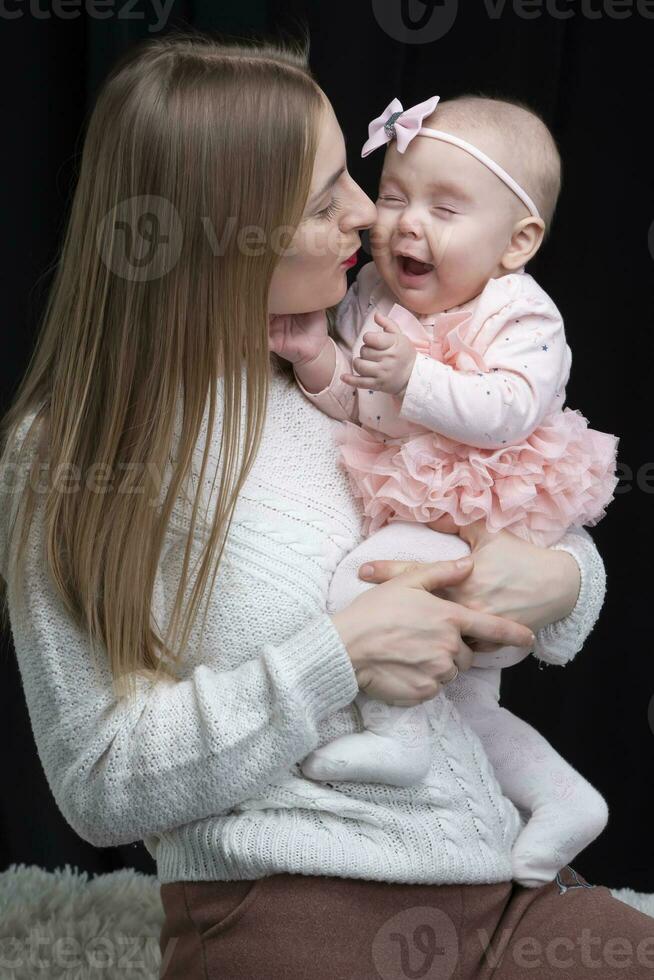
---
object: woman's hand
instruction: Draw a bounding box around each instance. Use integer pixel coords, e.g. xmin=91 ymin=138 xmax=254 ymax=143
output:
xmin=330 ymin=557 xmax=535 ymax=707
xmin=268 ymin=310 xmax=330 ymax=366
xmin=358 ymin=520 xmax=581 ymax=649
xmin=445 ymin=522 xmax=581 ymax=635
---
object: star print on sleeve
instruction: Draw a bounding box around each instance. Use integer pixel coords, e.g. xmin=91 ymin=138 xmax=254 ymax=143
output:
xmin=397 ymin=299 xmax=569 ymax=450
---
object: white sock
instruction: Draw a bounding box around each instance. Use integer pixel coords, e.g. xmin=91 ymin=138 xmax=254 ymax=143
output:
xmin=446 ymin=667 xmax=609 ymax=888
xmin=301 ymin=691 xmax=433 ymax=787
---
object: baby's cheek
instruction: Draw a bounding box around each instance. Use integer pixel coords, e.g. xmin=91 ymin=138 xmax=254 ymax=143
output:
xmin=370 ymin=216 xmax=395 ymax=254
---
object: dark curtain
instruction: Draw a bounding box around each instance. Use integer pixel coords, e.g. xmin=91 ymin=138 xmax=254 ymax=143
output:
xmin=1 ymin=1 xmax=652 ymax=889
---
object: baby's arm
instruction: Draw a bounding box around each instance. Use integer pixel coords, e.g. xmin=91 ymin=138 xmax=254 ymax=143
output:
xmin=294 ymin=337 xmax=359 ymax=422
xmin=398 ymin=300 xmax=571 ymax=449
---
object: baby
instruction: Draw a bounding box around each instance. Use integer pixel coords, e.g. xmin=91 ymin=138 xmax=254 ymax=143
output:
xmin=276 ymin=94 xmax=619 ymax=888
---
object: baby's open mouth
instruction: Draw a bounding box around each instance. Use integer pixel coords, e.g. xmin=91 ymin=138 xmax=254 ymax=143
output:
xmin=397 ymin=255 xmax=434 ymax=278
xmin=398 ymin=255 xmax=435 ymax=276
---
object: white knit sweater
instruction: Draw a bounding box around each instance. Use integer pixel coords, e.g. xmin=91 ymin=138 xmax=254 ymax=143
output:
xmin=0 ymin=369 xmax=606 ymax=886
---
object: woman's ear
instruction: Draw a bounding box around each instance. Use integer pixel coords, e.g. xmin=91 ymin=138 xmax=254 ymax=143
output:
xmin=500 ymin=216 xmax=546 ymax=271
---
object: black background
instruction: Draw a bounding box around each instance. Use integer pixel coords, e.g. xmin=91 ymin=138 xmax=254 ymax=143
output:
xmin=1 ymin=0 xmax=652 ymax=889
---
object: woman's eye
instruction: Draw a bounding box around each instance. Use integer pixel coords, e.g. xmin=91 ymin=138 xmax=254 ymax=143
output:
xmin=316 ymin=197 xmax=343 ymax=221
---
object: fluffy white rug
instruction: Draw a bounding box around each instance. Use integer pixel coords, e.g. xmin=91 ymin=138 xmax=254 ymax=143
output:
xmin=0 ymin=865 xmax=163 ymax=979
xmin=0 ymin=863 xmax=652 ymax=979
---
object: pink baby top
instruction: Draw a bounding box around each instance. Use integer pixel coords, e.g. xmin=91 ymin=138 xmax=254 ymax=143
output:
xmin=295 ymin=261 xmax=619 ymax=547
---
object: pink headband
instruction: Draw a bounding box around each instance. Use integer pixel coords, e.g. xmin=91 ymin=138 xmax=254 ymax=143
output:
xmin=361 ymin=95 xmax=542 ymax=221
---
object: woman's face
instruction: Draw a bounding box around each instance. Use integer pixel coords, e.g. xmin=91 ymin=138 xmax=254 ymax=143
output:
xmin=268 ymin=100 xmax=377 ymax=315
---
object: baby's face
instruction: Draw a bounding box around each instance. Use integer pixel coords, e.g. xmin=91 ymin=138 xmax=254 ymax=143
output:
xmin=371 ymin=134 xmax=524 ymax=315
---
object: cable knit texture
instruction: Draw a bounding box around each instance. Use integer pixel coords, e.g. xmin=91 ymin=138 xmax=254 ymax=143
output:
xmin=0 ymin=370 xmax=606 ymax=886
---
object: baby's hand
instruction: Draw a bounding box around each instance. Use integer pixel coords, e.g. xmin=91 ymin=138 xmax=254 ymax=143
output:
xmin=340 ymin=312 xmax=417 ymax=397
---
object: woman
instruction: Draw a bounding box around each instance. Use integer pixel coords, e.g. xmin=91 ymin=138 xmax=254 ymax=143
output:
xmin=0 ymin=33 xmax=651 ymax=980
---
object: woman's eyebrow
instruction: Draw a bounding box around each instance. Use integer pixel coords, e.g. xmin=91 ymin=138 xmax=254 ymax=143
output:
xmin=308 ymin=165 xmax=346 ymax=208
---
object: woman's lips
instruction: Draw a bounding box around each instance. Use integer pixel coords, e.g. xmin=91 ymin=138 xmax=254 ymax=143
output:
xmin=341 ymin=250 xmax=359 ymax=269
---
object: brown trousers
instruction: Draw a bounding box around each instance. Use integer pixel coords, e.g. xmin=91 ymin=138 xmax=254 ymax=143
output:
xmin=159 ymin=865 xmax=654 ymax=979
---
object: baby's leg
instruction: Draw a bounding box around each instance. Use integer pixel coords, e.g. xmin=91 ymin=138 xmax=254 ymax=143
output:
xmin=301 ymin=522 xmax=471 ymax=787
xmin=446 ymin=667 xmax=609 ymax=888
xmin=326 ymin=520 xmax=471 ymax=614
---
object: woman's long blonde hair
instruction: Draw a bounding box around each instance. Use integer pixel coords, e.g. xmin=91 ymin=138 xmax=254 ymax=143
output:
xmin=0 ymin=31 xmax=324 ymax=701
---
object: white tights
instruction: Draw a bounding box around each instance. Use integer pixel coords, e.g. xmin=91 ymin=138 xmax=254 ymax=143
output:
xmin=300 ymin=522 xmax=609 ymax=888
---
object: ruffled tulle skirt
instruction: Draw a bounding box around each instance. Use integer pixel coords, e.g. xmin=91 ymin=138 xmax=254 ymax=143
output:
xmin=335 ymin=408 xmax=619 ymax=546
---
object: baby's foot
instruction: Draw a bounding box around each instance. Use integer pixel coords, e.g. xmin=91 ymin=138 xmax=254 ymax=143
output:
xmin=511 ymin=784 xmax=609 ymax=888
xmin=301 ymin=729 xmax=432 ymax=787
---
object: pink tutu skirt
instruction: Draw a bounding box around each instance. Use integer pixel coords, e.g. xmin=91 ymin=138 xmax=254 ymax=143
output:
xmin=335 ymin=408 xmax=619 ymax=547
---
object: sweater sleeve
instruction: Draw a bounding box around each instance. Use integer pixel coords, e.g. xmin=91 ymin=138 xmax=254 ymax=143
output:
xmin=2 ymin=488 xmax=359 ymax=849
xmin=532 ymin=526 xmax=606 ymax=667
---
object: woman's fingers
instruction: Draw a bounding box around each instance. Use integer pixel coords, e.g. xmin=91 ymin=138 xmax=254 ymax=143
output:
xmin=440 ymin=666 xmax=458 ymax=685
xmin=469 ymin=639 xmax=504 ymax=654
xmin=358 ymin=662 xmax=441 ymax=707
xmin=389 ymin=665 xmax=441 ymax=704
xmin=388 ymin=558 xmax=475 ymax=595
xmin=358 ymin=559 xmax=411 ymax=582
xmin=455 ymin=604 xmax=534 ymax=649
xmin=358 ymin=559 xmax=533 ymax=647
xmin=454 ymin=640 xmax=475 ymax=675
xmin=359 ymin=557 xmax=471 ymax=587
xmin=357 ymin=642 xmax=472 ymax=706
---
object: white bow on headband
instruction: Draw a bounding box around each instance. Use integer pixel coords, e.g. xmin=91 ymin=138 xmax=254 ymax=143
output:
xmin=361 ymin=95 xmax=542 ymax=221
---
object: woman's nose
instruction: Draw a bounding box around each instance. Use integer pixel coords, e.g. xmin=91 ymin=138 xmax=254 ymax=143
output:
xmin=341 ymin=185 xmax=377 ymax=232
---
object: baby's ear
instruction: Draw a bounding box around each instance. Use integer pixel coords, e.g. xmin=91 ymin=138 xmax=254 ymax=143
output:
xmin=501 ymin=216 xmax=545 ymax=271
